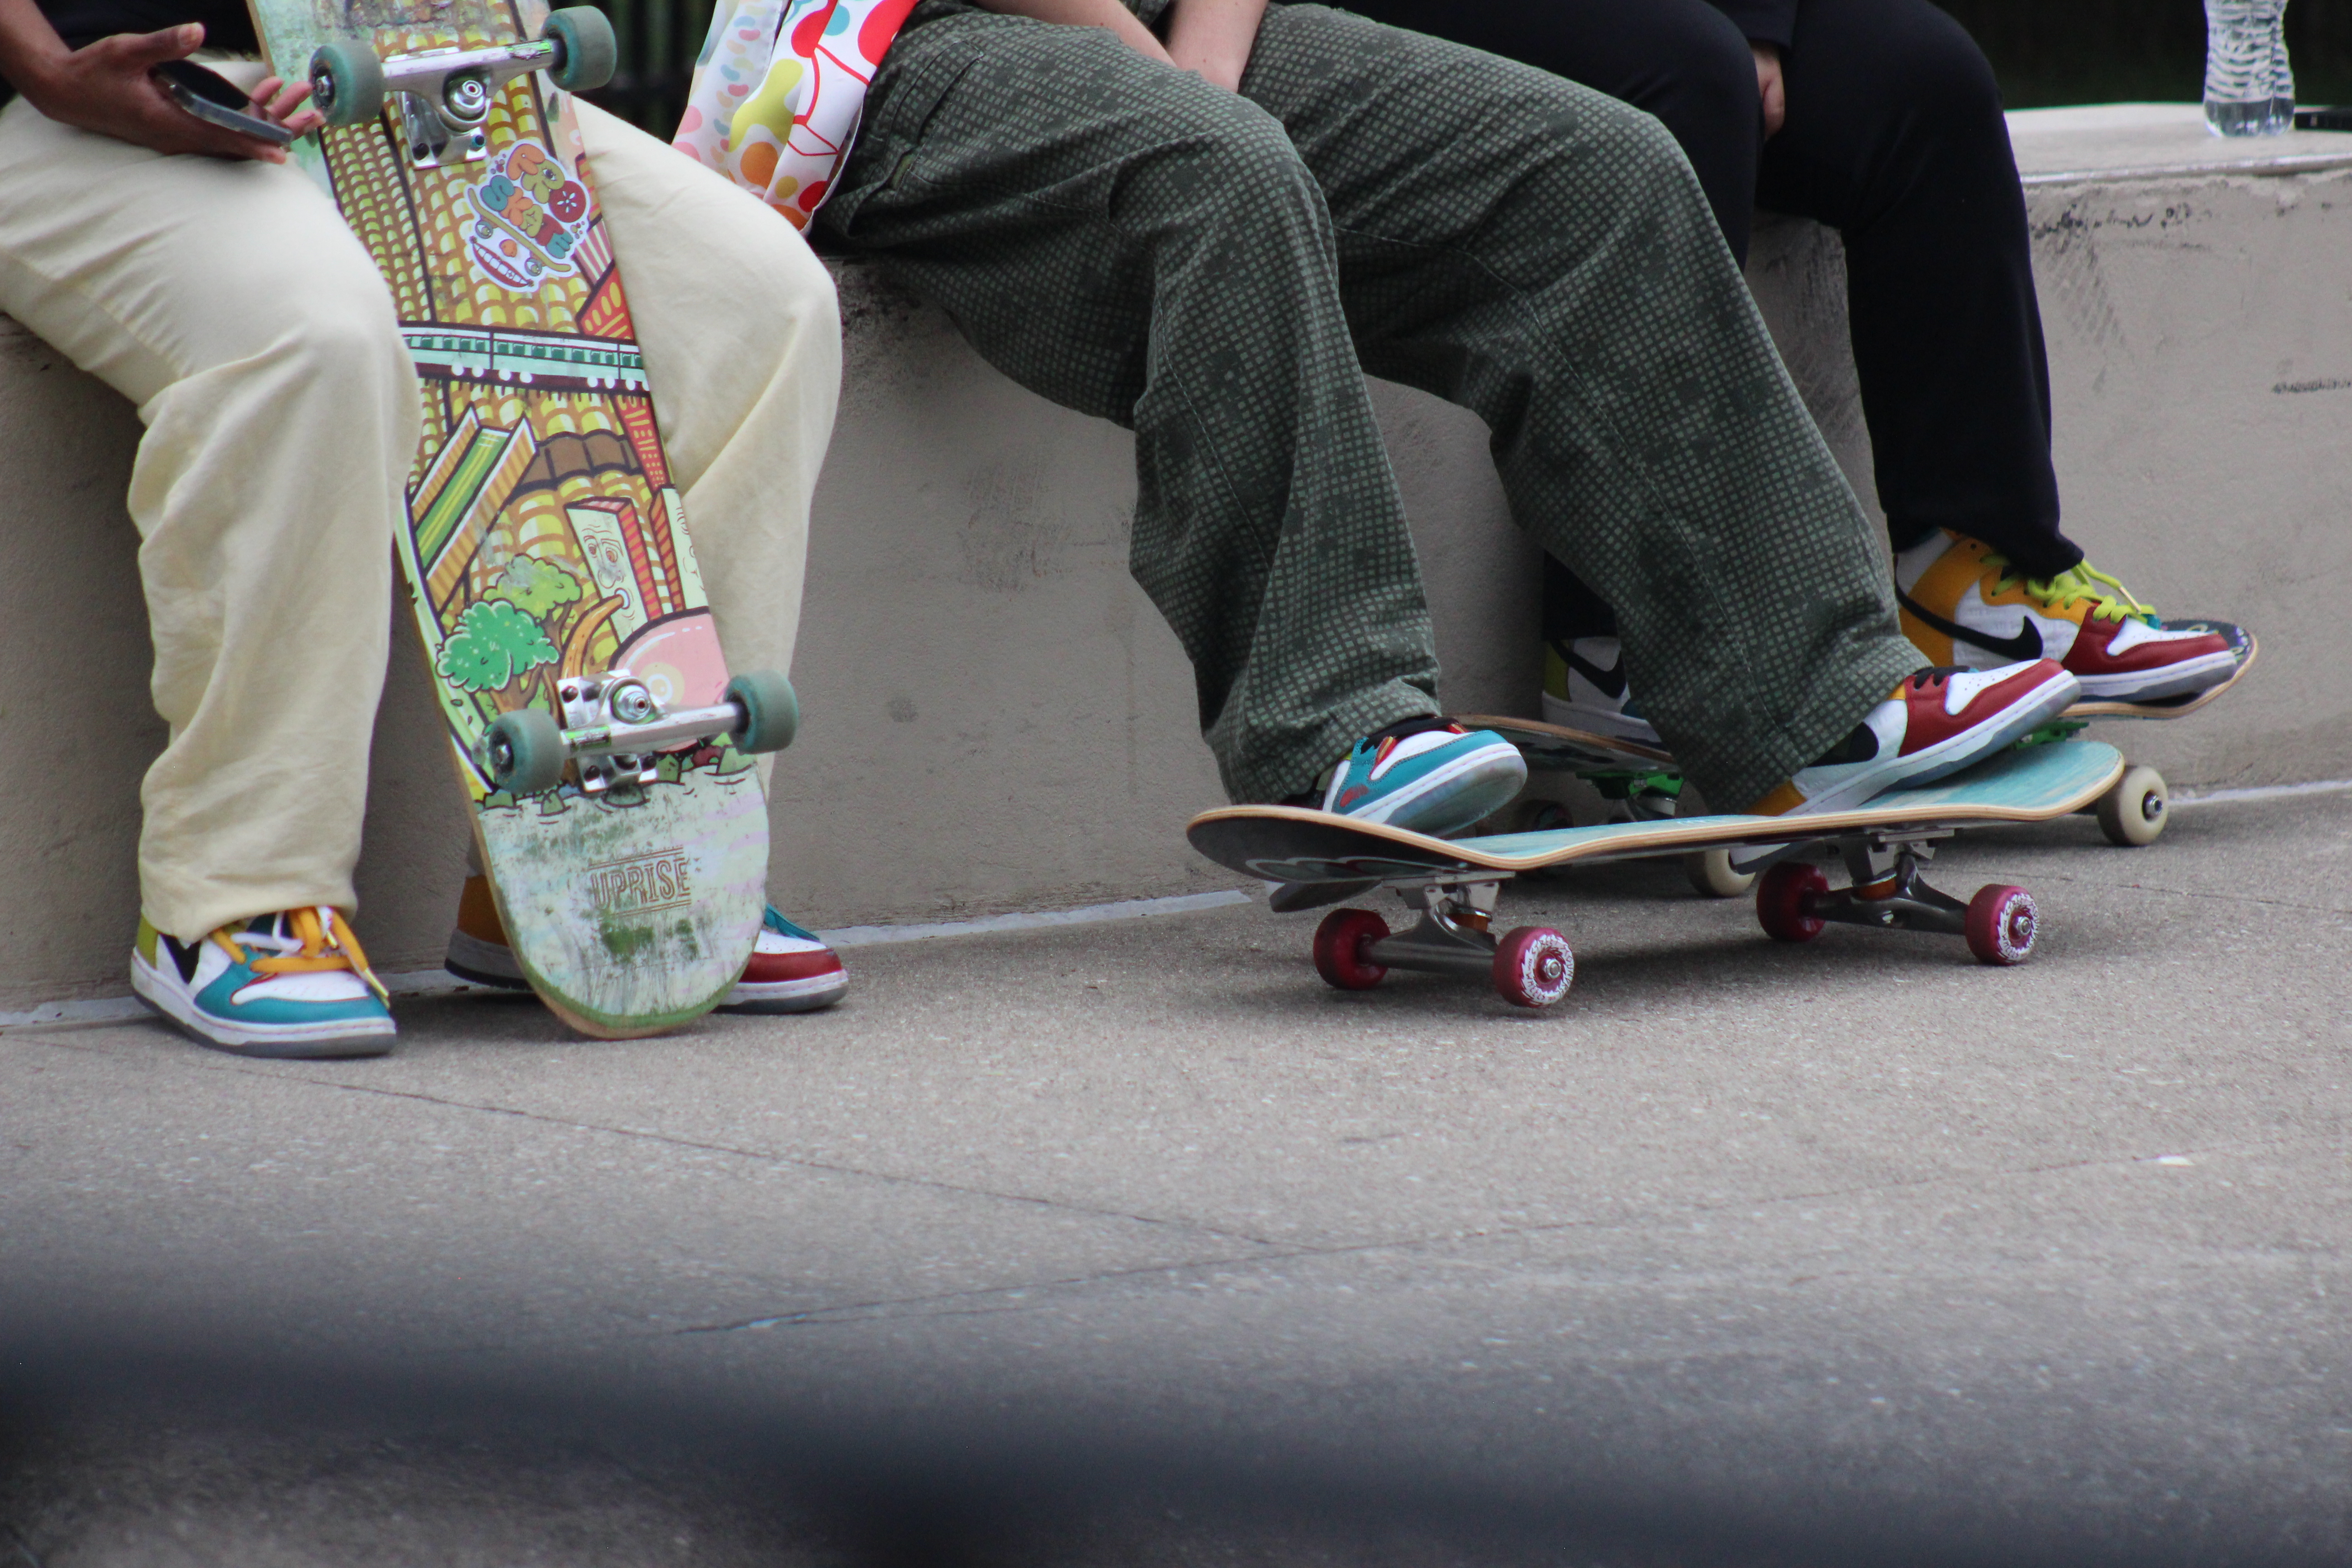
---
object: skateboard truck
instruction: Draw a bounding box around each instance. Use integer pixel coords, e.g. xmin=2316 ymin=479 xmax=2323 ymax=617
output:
xmin=1313 ymin=877 xmax=1577 ymax=1009
xmin=1757 ymin=830 xmax=2039 ymax=965
xmin=306 ymin=7 xmax=618 ymax=165
xmin=480 ymin=668 xmax=797 ymax=797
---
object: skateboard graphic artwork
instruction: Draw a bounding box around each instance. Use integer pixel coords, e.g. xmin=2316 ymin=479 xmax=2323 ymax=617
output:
xmin=245 ymin=0 xmax=793 ymax=1036
xmin=1189 ymin=740 xmax=2127 ymax=1010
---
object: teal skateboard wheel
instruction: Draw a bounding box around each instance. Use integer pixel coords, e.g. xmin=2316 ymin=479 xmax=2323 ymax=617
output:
xmin=308 ymin=42 xmax=384 ymax=126
xmin=543 ymin=7 xmax=618 ymax=93
xmin=485 ymin=707 xmax=565 ymax=795
xmin=727 ymin=669 xmax=798 ymax=754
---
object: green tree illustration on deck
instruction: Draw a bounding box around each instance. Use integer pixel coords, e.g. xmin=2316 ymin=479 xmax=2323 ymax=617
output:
xmin=438 ymin=556 xmax=595 ymax=727
xmin=438 ymin=598 xmax=559 ymax=713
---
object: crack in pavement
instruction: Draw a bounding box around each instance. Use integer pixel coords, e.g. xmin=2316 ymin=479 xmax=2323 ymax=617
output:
xmin=676 ymin=1129 xmax=2342 ymax=1335
xmin=10 ymin=1032 xmax=1286 ymax=1252
xmin=2031 ymin=869 xmax=2352 ymax=918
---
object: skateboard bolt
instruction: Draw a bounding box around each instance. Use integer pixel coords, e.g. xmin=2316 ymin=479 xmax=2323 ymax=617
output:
xmin=445 ymin=72 xmax=490 ymax=119
xmin=610 ymin=683 xmax=657 ymax=725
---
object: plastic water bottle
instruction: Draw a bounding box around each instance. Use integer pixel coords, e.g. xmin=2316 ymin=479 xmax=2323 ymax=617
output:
xmin=2205 ymin=0 xmax=2293 ymax=137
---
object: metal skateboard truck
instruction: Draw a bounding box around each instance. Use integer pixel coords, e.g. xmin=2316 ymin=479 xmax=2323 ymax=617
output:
xmin=481 ymin=668 xmax=798 ymax=797
xmin=306 ymin=7 xmax=618 ymax=166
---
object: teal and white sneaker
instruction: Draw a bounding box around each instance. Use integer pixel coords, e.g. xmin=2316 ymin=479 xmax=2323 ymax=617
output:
xmin=1320 ymin=719 xmax=1527 ymax=838
xmin=132 ymin=907 xmax=395 ymax=1059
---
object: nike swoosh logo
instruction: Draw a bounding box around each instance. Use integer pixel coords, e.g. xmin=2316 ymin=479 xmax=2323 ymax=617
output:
xmin=1558 ymin=641 xmax=1628 ymax=699
xmin=1897 ymin=590 xmax=2044 ymax=662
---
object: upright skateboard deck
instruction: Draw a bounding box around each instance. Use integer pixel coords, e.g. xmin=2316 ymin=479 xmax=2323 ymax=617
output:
xmin=1189 ymin=740 xmax=2126 ymax=1009
xmin=246 ymin=0 xmax=771 ymax=1036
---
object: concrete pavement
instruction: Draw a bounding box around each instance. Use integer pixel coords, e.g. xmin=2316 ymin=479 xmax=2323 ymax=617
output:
xmin=4 ymin=785 xmax=2350 ymax=1564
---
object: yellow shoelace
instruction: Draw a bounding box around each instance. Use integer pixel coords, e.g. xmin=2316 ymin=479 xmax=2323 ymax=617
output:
xmin=1988 ymin=557 xmax=2156 ymax=625
xmin=210 ymin=906 xmax=390 ymax=1002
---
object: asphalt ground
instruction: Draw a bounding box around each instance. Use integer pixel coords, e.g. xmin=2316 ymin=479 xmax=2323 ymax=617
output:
xmin=4 ymin=787 xmax=2347 ymax=1565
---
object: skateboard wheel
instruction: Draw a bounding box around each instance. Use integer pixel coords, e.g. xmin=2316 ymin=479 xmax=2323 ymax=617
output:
xmin=309 ymin=42 xmax=384 ymax=126
xmin=727 ymin=668 xmax=798 ymax=754
xmin=485 ymin=706 xmax=565 ymax=794
xmin=1491 ymin=926 xmax=1573 ymax=1009
xmin=1965 ymin=884 xmax=2038 ymax=965
xmin=2096 ymin=764 xmax=2168 ymax=847
xmin=1312 ymin=908 xmax=1388 ymax=991
xmin=544 ymin=6 xmax=618 ymax=92
xmin=1684 ymin=847 xmax=1755 ymax=900
xmin=1755 ymin=861 xmax=1827 ymax=943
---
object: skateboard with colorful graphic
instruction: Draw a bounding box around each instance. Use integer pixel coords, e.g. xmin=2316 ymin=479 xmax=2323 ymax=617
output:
xmin=247 ymin=0 xmax=793 ymax=1037
xmin=1189 ymin=740 xmax=2126 ymax=1009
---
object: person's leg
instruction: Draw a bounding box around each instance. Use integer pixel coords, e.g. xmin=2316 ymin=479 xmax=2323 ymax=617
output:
xmin=820 ymin=6 xmax=1481 ymax=811
xmin=1763 ymin=0 xmax=2237 ymax=701
xmin=0 ymin=78 xmax=409 ymax=1053
xmin=439 ymin=101 xmax=853 ymax=1011
xmin=1339 ymin=0 xmax=1762 ymax=265
xmin=1246 ymin=5 xmax=1926 ymax=813
xmin=1759 ymin=0 xmax=2068 ymax=572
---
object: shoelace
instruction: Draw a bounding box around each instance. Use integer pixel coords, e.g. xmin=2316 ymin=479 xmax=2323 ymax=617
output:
xmin=211 ymin=906 xmax=390 ymax=1002
xmin=1988 ymin=556 xmax=2155 ymax=626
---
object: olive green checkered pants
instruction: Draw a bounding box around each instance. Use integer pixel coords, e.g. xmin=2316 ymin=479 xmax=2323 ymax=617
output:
xmin=818 ymin=0 xmax=1919 ymax=811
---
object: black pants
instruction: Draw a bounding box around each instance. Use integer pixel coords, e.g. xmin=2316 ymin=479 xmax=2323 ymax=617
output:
xmin=1345 ymin=0 xmax=2080 ymax=640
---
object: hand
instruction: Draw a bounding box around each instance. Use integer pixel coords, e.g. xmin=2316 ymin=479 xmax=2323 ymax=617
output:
xmin=16 ymin=23 xmax=323 ymax=162
xmin=1164 ymin=0 xmax=1264 ymax=93
xmin=1751 ymin=42 xmax=1785 ymax=139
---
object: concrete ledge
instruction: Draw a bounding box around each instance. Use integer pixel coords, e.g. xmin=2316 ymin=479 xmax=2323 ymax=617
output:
xmin=4 ymin=103 xmax=2347 ymax=1005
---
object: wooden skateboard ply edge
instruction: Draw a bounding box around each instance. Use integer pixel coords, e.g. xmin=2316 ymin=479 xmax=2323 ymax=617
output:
xmin=1188 ymin=741 xmax=2126 ymax=881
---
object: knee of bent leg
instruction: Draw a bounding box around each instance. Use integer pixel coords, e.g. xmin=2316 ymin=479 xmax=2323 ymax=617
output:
xmin=1127 ymin=93 xmax=1322 ymax=236
xmin=1655 ymin=13 xmax=1762 ymax=155
xmin=262 ymin=254 xmax=411 ymax=404
xmin=1874 ymin=9 xmax=2005 ymax=132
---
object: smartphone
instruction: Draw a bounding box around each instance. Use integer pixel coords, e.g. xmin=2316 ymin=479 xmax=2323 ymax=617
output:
xmin=2292 ymin=105 xmax=2352 ymax=132
xmin=153 ymin=58 xmax=296 ymax=146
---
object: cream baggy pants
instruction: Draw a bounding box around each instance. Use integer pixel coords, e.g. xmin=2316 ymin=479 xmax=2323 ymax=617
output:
xmin=0 ymin=87 xmax=840 ymax=942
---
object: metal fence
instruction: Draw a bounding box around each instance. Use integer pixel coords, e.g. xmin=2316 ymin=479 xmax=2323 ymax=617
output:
xmin=576 ymin=0 xmax=2352 ymax=137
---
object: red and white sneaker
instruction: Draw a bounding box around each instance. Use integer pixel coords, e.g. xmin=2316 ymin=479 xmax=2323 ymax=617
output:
xmin=1732 ymin=660 xmax=2080 ymax=868
xmin=1896 ymin=532 xmax=2240 ymax=703
xmin=445 ymin=877 xmax=846 ymax=1013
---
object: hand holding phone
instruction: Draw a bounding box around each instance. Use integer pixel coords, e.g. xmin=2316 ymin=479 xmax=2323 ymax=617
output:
xmin=154 ymin=57 xmax=293 ymax=145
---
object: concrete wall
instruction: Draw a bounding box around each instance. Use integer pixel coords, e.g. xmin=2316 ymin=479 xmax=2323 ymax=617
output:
xmin=3 ymin=104 xmax=2347 ymax=1005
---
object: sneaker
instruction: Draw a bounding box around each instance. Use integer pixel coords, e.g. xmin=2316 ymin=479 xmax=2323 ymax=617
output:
xmin=446 ymin=876 xmax=846 ymax=1013
xmin=1317 ymin=718 xmax=1527 ymax=838
xmin=1732 ymin=659 xmax=2081 ymax=869
xmin=132 ymin=907 xmax=395 ymax=1058
xmin=1895 ymin=532 xmax=2239 ymax=703
xmin=1540 ymin=637 xmax=1664 ymax=746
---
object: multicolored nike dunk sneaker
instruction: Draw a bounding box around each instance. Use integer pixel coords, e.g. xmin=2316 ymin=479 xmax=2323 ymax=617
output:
xmin=445 ymin=876 xmax=848 ymax=1014
xmin=1319 ymin=718 xmax=1527 ymax=838
xmin=132 ymin=907 xmax=395 ymax=1058
xmin=1730 ymin=659 xmax=2081 ymax=870
xmin=1895 ymin=531 xmax=2241 ymax=703
xmin=1541 ymin=636 xmax=1663 ymax=746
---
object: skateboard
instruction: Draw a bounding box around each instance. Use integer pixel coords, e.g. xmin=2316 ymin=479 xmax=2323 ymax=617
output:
xmin=1457 ymin=617 xmax=2258 ymax=882
xmin=1188 ymin=740 xmax=2126 ymax=1009
xmin=246 ymin=0 xmax=793 ymax=1036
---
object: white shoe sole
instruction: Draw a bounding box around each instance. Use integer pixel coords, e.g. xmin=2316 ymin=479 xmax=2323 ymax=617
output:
xmin=452 ymin=926 xmax=846 ymax=1013
xmin=2072 ymin=647 xmax=2241 ymax=703
xmin=1730 ymin=669 xmax=2081 ymax=871
xmin=718 ymin=969 xmax=849 ymax=1014
xmin=131 ymin=951 xmax=395 ymax=1059
xmin=1539 ymin=688 xmax=1665 ymax=748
